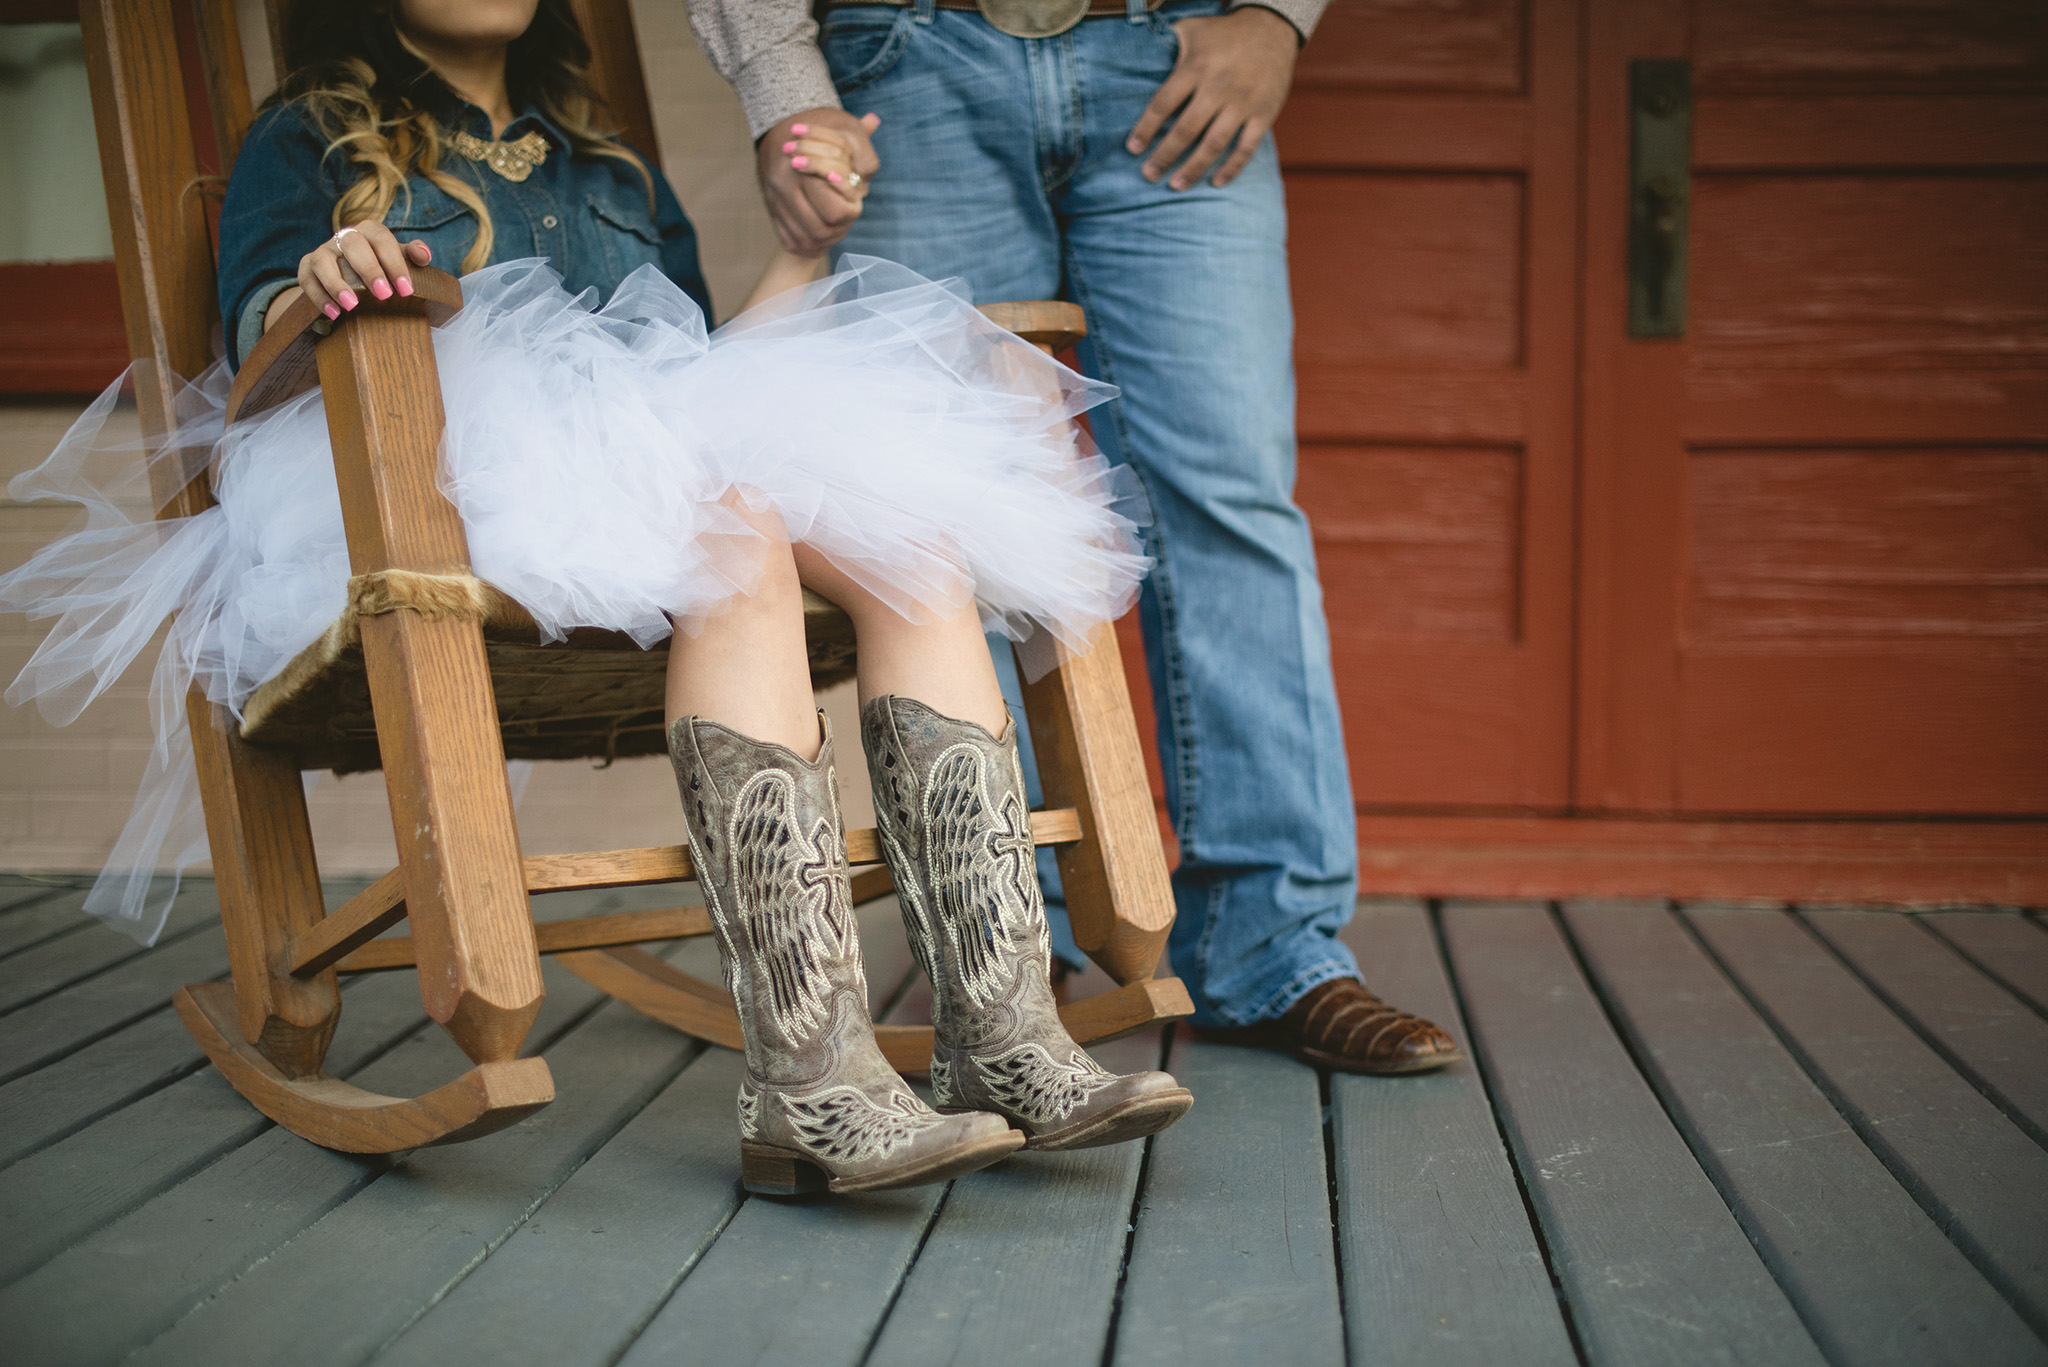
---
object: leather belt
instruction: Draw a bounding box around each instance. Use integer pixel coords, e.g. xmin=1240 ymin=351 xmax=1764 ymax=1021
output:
xmin=823 ymin=0 xmax=1165 ymax=40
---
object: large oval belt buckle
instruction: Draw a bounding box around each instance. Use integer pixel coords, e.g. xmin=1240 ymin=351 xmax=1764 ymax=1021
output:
xmin=977 ymin=0 xmax=1093 ymax=39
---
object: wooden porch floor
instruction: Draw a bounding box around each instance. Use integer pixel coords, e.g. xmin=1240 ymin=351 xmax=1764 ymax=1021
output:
xmin=1 ymin=873 xmax=2045 ymax=1366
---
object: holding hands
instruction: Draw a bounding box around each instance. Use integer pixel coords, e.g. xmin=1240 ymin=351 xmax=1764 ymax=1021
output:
xmin=756 ymin=108 xmax=881 ymax=257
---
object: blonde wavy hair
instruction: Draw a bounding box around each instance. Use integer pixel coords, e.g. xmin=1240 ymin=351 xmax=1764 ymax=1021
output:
xmin=267 ymin=0 xmax=652 ymax=274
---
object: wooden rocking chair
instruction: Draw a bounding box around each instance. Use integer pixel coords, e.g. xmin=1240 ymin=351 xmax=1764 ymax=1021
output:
xmin=77 ymin=0 xmax=1192 ymax=1153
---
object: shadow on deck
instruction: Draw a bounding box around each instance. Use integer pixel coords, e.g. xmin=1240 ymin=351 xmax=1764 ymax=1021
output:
xmin=0 ymin=872 xmax=2044 ymax=1366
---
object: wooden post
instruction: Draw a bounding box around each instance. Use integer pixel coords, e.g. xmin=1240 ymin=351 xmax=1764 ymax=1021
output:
xmin=316 ymin=309 xmax=544 ymax=1065
xmin=187 ymin=699 xmax=340 ymax=1075
xmin=80 ymin=0 xmax=345 ymax=1073
xmin=1021 ymin=626 xmax=1177 ymax=985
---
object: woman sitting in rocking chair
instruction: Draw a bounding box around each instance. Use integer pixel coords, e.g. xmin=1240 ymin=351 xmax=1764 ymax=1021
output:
xmin=1 ymin=0 xmax=1189 ymax=1194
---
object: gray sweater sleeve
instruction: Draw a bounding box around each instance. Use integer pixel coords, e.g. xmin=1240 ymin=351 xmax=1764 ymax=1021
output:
xmin=1233 ymin=0 xmax=1331 ymax=41
xmin=683 ymin=0 xmax=843 ymax=140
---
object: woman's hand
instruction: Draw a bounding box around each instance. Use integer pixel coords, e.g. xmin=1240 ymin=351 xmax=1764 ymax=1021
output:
xmin=295 ymin=222 xmax=432 ymax=320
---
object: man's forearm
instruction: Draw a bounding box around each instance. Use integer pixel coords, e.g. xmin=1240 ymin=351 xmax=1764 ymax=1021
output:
xmin=684 ymin=0 xmax=843 ymax=139
xmin=1232 ymin=0 xmax=1329 ymax=43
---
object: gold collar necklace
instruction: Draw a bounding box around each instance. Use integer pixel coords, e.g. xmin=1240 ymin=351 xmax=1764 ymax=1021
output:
xmin=449 ymin=128 xmax=549 ymax=183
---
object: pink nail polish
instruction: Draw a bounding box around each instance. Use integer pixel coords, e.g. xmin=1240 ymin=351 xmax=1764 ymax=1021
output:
xmin=395 ymin=277 xmax=414 ymax=297
xmin=339 ymin=289 xmax=358 ymax=311
xmin=791 ymin=123 xmax=808 ymax=135
xmin=371 ymin=278 xmax=392 ymax=301
xmin=781 ymin=140 xmax=797 ymax=153
xmin=791 ymin=155 xmax=808 ymax=168
xmin=828 ymin=171 xmax=842 ymax=184
xmin=323 ymin=303 xmax=340 ymax=320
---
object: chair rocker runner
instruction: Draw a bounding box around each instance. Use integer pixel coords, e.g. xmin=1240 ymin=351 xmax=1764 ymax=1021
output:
xmin=79 ymin=0 xmax=1192 ymax=1154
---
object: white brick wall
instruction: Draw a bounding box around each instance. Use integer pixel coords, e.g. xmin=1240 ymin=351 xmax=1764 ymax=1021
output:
xmin=0 ymin=1 xmax=871 ymax=879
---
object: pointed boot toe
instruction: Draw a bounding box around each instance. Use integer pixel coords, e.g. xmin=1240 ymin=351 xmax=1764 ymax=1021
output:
xmin=862 ymin=695 xmax=1195 ymax=1154
xmin=1020 ymin=1069 xmax=1194 ymax=1152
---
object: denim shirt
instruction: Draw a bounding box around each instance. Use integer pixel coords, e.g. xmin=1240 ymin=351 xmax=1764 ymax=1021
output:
xmin=217 ymin=95 xmax=711 ymax=369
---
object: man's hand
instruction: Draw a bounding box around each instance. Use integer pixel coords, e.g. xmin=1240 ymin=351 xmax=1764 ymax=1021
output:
xmin=1127 ymin=6 xmax=1299 ymax=190
xmin=757 ymin=107 xmax=881 ymax=256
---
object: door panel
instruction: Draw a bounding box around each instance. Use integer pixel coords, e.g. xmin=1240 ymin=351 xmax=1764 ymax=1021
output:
xmin=1579 ymin=0 xmax=2048 ymax=816
xmin=1281 ymin=0 xmax=1579 ymax=811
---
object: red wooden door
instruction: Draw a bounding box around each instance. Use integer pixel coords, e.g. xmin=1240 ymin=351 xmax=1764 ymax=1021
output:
xmin=1280 ymin=0 xmax=1581 ymax=812
xmin=1579 ymin=0 xmax=2048 ymax=817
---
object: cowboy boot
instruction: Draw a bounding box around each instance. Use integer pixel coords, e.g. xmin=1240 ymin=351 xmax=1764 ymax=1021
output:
xmin=670 ymin=712 xmax=1022 ymax=1194
xmin=862 ymin=696 xmax=1193 ymax=1150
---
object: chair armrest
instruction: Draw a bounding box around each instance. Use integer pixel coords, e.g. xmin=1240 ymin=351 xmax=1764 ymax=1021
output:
xmin=979 ymin=300 xmax=1085 ymax=353
xmin=225 ymin=266 xmax=464 ymax=425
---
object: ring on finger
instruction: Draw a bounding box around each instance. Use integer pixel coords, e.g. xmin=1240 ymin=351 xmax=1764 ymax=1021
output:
xmin=329 ymin=227 xmax=359 ymax=257
xmin=844 ymin=170 xmax=863 ymax=190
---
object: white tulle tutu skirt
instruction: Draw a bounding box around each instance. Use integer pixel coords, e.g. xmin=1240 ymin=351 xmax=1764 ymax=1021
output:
xmin=1 ymin=256 xmax=1149 ymax=941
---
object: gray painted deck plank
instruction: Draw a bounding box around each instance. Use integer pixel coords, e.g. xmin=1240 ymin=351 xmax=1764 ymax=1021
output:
xmin=1110 ymin=1034 xmax=1343 ymax=1367
xmin=0 ymin=960 xmax=610 ymax=1366
xmin=615 ymin=1146 xmax=943 ymax=1367
xmin=0 ymin=967 xmax=437 ymax=1285
xmin=1331 ymin=900 xmax=1576 ymax=1367
xmin=1807 ymin=908 xmax=2048 ymax=1144
xmin=125 ymin=1004 xmax=700 ymax=1367
xmin=0 ymin=921 xmax=229 ymax=1087
xmin=373 ymin=1047 xmax=745 ymax=1367
xmin=1567 ymin=901 xmax=2044 ymax=1367
xmin=0 ymin=878 xmax=71 ymax=914
xmin=1442 ymin=901 xmax=1825 ymax=1367
xmin=0 ymin=887 xmax=91 ymax=960
xmin=1687 ymin=903 xmax=2048 ymax=1338
xmin=1917 ymin=911 xmax=2048 ymax=1019
xmin=613 ymin=909 xmax=953 ymax=1367
xmin=0 ymin=884 xmax=218 ymax=1020
xmin=0 ymin=1007 xmax=201 ymax=1169
xmin=861 ymin=1031 xmax=1158 ymax=1367
xmin=0 ymin=880 xmax=377 ymax=1169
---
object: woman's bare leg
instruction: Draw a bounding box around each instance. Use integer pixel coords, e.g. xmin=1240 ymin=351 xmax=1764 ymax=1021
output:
xmin=665 ymin=502 xmax=820 ymax=759
xmin=792 ymin=544 xmax=1007 ymax=735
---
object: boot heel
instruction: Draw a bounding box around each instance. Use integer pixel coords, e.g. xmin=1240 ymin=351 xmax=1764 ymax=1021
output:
xmin=740 ymin=1141 xmax=831 ymax=1195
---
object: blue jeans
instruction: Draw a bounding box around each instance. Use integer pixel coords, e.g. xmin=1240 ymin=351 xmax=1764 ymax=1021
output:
xmin=824 ymin=0 xmax=1359 ymax=1026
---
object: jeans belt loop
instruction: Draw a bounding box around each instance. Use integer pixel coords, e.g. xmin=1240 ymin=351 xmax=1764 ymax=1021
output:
xmin=1125 ymin=0 xmax=1147 ymax=19
xmin=914 ymin=0 xmax=937 ymax=23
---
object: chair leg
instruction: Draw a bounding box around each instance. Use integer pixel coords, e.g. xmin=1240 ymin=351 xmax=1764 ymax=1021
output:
xmin=359 ymin=610 xmax=544 ymax=1063
xmin=181 ymin=692 xmax=559 ymax=1154
xmin=318 ymin=308 xmax=545 ymax=1067
xmin=1019 ymin=624 xmax=1179 ymax=985
xmin=186 ymin=693 xmax=340 ymax=1076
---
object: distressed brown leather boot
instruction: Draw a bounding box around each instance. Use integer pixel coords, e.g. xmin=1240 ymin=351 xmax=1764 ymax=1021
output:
xmin=1206 ymin=978 xmax=1465 ymax=1075
xmin=670 ymin=713 xmax=1021 ymax=1194
xmin=862 ymin=696 xmax=1193 ymax=1151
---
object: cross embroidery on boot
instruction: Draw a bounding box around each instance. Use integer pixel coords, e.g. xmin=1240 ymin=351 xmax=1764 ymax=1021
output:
xmin=728 ymin=769 xmax=859 ymax=1039
xmin=924 ymin=744 xmax=1032 ymax=1010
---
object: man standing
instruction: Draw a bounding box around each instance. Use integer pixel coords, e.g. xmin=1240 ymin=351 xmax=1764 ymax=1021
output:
xmin=685 ymin=0 xmax=1460 ymax=1074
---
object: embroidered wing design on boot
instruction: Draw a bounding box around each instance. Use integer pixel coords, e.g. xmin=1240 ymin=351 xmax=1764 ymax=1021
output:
xmin=924 ymin=744 xmax=1036 ymax=1010
xmin=736 ymin=1079 xmax=762 ymax=1140
xmin=975 ymin=1043 xmax=1117 ymax=1126
xmin=729 ymin=769 xmax=858 ymax=1040
xmin=782 ymin=1085 xmax=946 ymax=1164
